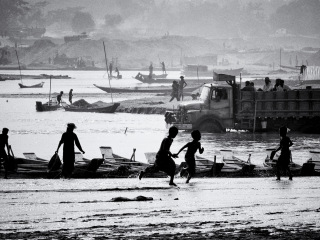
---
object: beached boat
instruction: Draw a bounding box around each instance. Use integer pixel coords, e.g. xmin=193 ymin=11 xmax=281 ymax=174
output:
xmin=221 ymin=149 xmax=255 ymax=171
xmin=263 ymin=148 xmax=302 ymax=171
xmin=63 ymin=99 xmax=120 ymax=113
xmin=18 ymin=82 xmax=44 ymax=88
xmin=94 ymin=84 xmax=202 ymax=94
xmin=306 ymin=151 xmax=320 ymax=172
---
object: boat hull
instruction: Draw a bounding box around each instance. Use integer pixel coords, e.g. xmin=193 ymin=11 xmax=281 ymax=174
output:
xmin=18 ymin=82 xmax=44 ymax=88
xmin=94 ymin=84 xmax=201 ymax=94
xmin=63 ymin=102 xmax=120 ymax=113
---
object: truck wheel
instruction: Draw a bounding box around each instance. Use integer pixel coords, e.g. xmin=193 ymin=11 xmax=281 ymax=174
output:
xmin=198 ymin=120 xmax=225 ymax=133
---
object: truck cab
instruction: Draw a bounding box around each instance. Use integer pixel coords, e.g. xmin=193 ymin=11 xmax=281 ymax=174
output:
xmin=165 ymin=79 xmax=237 ymax=132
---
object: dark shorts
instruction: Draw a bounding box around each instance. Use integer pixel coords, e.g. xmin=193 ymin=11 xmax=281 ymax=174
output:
xmin=145 ymin=157 xmax=176 ymax=176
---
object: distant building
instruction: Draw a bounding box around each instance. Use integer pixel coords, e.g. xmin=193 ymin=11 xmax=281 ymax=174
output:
xmin=182 ymin=54 xmax=218 ymax=66
xmin=64 ymin=32 xmax=88 ymax=43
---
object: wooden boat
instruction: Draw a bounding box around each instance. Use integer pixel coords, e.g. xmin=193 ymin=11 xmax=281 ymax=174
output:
xmin=139 ymin=73 xmax=168 ymax=79
xmin=94 ymin=84 xmax=202 ymax=94
xmin=36 ymin=100 xmax=62 ymax=112
xmin=263 ymin=148 xmax=302 ymax=171
xmin=63 ymin=101 xmax=120 ymax=113
xmin=306 ymin=151 xmax=320 ymax=172
xmin=18 ymin=82 xmax=44 ymax=88
xmin=133 ymin=76 xmax=211 ymax=85
xmin=221 ymin=149 xmax=255 ymax=171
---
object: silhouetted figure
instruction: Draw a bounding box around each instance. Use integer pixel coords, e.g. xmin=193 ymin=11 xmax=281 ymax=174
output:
xmin=149 ymin=62 xmax=153 ymax=79
xmin=241 ymin=81 xmax=255 ymax=91
xmin=274 ymin=79 xmax=291 ymax=91
xmin=273 ymin=126 xmax=293 ymax=181
xmin=115 ymin=67 xmax=120 ymax=78
xmin=56 ymin=123 xmax=85 ymax=178
xmin=109 ymin=62 xmax=113 ymax=77
xmin=57 ymin=91 xmax=63 ymax=105
xmin=169 ymin=80 xmax=180 ymax=102
xmin=69 ymin=89 xmax=73 ymax=104
xmin=139 ymin=126 xmax=179 ymax=186
xmin=0 ymin=128 xmax=10 ymax=179
xmin=178 ymin=76 xmax=188 ymax=101
xmin=175 ymin=130 xmax=204 ymax=183
xmin=263 ymin=77 xmax=272 ymax=92
xmin=250 ymin=81 xmax=256 ymax=91
xmin=161 ymin=61 xmax=166 ymax=74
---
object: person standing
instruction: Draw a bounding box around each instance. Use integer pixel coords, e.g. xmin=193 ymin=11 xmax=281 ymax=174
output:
xmin=0 ymin=128 xmax=11 ymax=179
xmin=169 ymin=80 xmax=180 ymax=102
xmin=178 ymin=76 xmax=187 ymax=101
xmin=273 ymin=126 xmax=293 ymax=181
xmin=139 ymin=126 xmax=179 ymax=186
xmin=263 ymin=77 xmax=272 ymax=92
xmin=149 ymin=62 xmax=153 ymax=79
xmin=56 ymin=123 xmax=85 ymax=178
xmin=109 ymin=62 xmax=113 ymax=77
xmin=175 ymin=130 xmax=204 ymax=183
xmin=69 ymin=89 xmax=73 ymax=104
xmin=161 ymin=61 xmax=166 ymax=74
xmin=57 ymin=91 xmax=63 ymax=105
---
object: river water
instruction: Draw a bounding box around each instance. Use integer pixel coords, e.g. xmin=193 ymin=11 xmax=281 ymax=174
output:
xmin=0 ymin=70 xmax=319 ymax=239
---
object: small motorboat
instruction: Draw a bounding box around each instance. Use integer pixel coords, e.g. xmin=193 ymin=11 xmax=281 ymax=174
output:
xmin=306 ymin=150 xmax=320 ymax=173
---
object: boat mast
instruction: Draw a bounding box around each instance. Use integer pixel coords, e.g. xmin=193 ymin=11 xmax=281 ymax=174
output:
xmin=15 ymin=49 xmax=23 ymax=84
xmin=49 ymin=75 xmax=52 ymax=106
xmin=103 ymin=41 xmax=113 ymax=103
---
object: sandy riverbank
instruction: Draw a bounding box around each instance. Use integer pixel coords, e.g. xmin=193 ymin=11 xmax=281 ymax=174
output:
xmin=0 ymin=178 xmax=319 ymax=240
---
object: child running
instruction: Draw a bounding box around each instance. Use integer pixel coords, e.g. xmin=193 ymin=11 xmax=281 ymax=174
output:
xmin=273 ymin=126 xmax=293 ymax=181
xmin=139 ymin=126 xmax=179 ymax=186
xmin=175 ymin=130 xmax=204 ymax=183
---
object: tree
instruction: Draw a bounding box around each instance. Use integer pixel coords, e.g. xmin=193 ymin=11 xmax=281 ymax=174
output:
xmin=270 ymin=0 xmax=320 ymax=35
xmin=0 ymin=0 xmax=29 ymax=34
xmin=71 ymin=12 xmax=95 ymax=34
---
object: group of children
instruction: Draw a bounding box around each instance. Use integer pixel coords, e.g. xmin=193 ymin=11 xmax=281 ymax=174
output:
xmin=139 ymin=125 xmax=294 ymax=186
xmin=0 ymin=124 xmax=294 ymax=183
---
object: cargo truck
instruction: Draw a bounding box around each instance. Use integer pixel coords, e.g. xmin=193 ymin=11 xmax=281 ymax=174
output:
xmin=164 ymin=74 xmax=320 ymax=133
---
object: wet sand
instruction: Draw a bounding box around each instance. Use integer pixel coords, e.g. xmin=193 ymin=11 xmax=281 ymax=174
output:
xmin=0 ymin=177 xmax=319 ymax=239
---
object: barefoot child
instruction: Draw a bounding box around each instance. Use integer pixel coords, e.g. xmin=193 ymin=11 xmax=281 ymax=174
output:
xmin=175 ymin=130 xmax=204 ymax=183
xmin=139 ymin=126 xmax=179 ymax=186
xmin=274 ymin=126 xmax=293 ymax=181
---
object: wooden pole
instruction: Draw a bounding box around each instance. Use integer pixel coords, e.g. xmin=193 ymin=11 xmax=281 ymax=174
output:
xmin=49 ymin=75 xmax=52 ymax=106
xmin=103 ymin=41 xmax=113 ymax=103
xmin=15 ymin=49 xmax=23 ymax=84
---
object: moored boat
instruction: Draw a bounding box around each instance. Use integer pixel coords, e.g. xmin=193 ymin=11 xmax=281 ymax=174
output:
xmin=94 ymin=83 xmax=202 ymax=94
xmin=221 ymin=149 xmax=255 ymax=172
xmin=18 ymin=82 xmax=44 ymax=88
xmin=63 ymin=99 xmax=120 ymax=113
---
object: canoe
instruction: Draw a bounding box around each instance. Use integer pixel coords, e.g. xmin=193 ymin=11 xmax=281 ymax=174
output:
xmin=64 ymin=102 xmax=120 ymax=113
xmin=18 ymin=82 xmax=44 ymax=88
xmin=94 ymin=84 xmax=202 ymax=94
